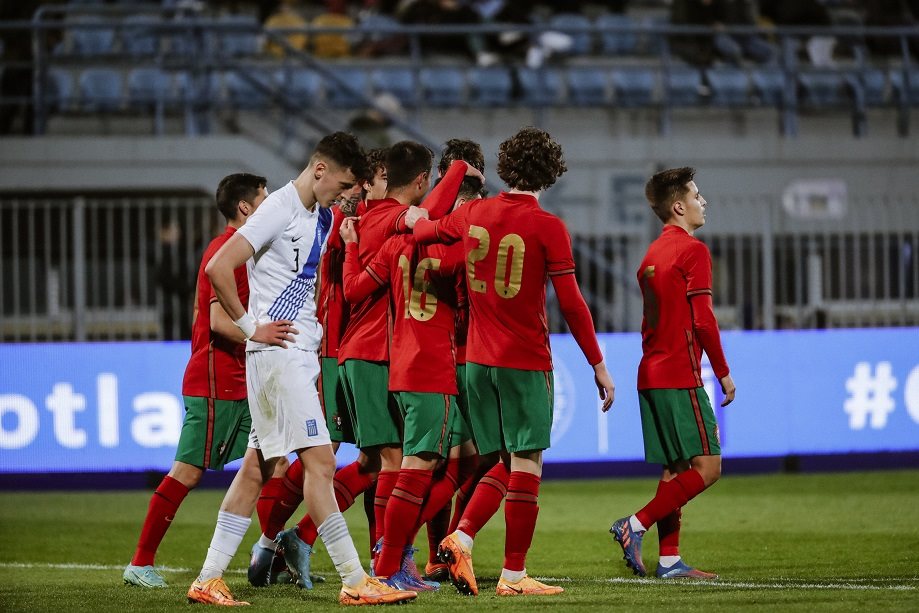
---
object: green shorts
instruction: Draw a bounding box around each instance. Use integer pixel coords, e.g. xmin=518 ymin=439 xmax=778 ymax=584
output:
xmin=394 ymin=391 xmax=455 ymax=458
xmin=320 ymin=357 xmax=355 ymax=444
xmin=639 ymin=387 xmax=722 ymax=465
xmin=176 ymin=396 xmax=251 ymax=470
xmin=465 ymin=363 xmax=553 ymax=455
xmin=448 ymin=364 xmax=473 ymax=447
xmin=339 ymin=359 xmax=402 ymax=449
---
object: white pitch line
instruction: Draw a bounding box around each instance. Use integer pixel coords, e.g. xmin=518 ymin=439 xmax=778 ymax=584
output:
xmin=0 ymin=563 xmax=915 ymax=591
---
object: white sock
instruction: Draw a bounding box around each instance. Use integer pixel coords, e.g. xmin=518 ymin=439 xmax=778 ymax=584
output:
xmin=198 ymin=511 xmax=251 ymax=581
xmin=317 ymin=512 xmax=365 ymax=588
xmin=455 ymin=530 xmax=474 ymax=551
xmin=629 ymin=515 xmax=647 ymax=533
xmin=258 ymin=533 xmax=278 ymax=551
xmin=659 ymin=555 xmax=681 ymax=568
xmin=500 ymin=567 xmax=526 ymax=583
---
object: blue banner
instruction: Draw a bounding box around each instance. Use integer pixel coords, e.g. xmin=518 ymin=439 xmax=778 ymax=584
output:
xmin=1 ymin=329 xmax=918 ymax=473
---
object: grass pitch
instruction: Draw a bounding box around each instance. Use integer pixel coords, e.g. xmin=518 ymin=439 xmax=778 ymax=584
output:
xmin=1 ymin=470 xmax=917 ymax=612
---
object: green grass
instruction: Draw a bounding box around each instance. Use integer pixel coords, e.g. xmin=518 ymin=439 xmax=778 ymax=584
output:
xmin=1 ymin=470 xmax=918 ymax=612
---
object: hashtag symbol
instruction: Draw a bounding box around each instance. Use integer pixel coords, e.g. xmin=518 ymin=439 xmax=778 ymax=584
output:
xmin=844 ymin=362 xmax=897 ymax=430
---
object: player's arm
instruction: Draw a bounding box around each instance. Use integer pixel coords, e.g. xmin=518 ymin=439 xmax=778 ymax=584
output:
xmin=340 ymin=217 xmax=389 ymax=303
xmin=210 ymin=299 xmax=246 ymax=343
xmin=685 ymin=241 xmax=735 ymax=406
xmin=409 ymin=201 xmax=469 ymax=245
xmin=422 ymin=160 xmax=482 ymax=220
xmin=205 ymin=228 xmax=297 ymax=347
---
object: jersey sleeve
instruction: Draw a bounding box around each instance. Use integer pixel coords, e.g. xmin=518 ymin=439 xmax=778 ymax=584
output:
xmin=326 ymin=206 xmax=346 ymax=251
xmin=683 ymin=240 xmax=714 ymax=298
xmin=237 ymin=191 xmax=291 ymax=254
xmin=690 ymin=292 xmax=730 ymax=379
xmin=551 ymin=273 xmax=603 ymax=365
xmin=421 ymin=160 xmax=467 ymax=220
xmin=343 ymin=241 xmax=390 ymax=304
xmin=437 ymin=242 xmax=466 ymax=276
xmin=414 ymin=203 xmax=468 ymax=245
xmin=544 ymin=217 xmax=576 ymax=277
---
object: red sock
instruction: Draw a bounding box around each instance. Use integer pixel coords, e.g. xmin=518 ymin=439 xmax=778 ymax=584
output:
xmin=427 ymin=504 xmax=452 ymax=564
xmin=131 ymin=476 xmax=189 ymax=567
xmin=364 ymin=482 xmax=377 ymax=559
xmin=413 ymin=458 xmax=461 ymax=538
xmin=374 ymin=470 xmax=399 ymax=545
xmin=296 ymin=461 xmax=375 ymax=545
xmin=257 ymin=460 xmax=304 ymax=540
xmin=654 ymin=480 xmax=681 ymax=556
xmin=449 ymin=471 xmax=480 ymax=533
xmin=376 ymin=469 xmax=434 ymax=577
xmin=503 ymin=471 xmax=540 ymax=572
xmin=636 ymin=469 xmax=705 ymax=529
xmin=457 ymin=462 xmax=508 ymax=539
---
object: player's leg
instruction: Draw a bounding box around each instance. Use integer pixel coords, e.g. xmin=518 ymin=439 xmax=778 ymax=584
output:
xmin=653 ymin=461 xmax=718 ymax=579
xmin=250 ymin=457 xmax=297 ymax=587
xmin=611 ymin=387 xmax=721 ymax=578
xmin=495 ymin=368 xmax=562 ymax=597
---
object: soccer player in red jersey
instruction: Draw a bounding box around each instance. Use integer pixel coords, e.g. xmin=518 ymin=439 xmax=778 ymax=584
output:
xmin=407 ymin=127 xmax=616 ymax=596
xmin=610 ymin=167 xmax=736 ymax=580
xmin=335 ymin=141 xmax=482 ymax=574
xmin=248 ymin=150 xmax=387 ymax=585
xmin=123 ymin=173 xmax=270 ymax=589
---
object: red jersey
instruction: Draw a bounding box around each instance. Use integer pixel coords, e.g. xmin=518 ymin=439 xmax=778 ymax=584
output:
xmin=318 ymin=203 xmax=364 ymax=358
xmin=343 ymin=238 xmax=464 ymax=394
xmin=182 ymin=226 xmax=248 ymax=399
xmin=337 ymin=161 xmax=469 ymax=364
xmin=454 ymin=275 xmax=469 ymax=365
xmin=636 ymin=225 xmax=730 ymax=389
xmin=414 ymin=192 xmax=578 ymax=371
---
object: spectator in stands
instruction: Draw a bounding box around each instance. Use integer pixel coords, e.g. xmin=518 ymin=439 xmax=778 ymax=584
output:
xmin=864 ymin=0 xmax=918 ymax=58
xmin=398 ymin=0 xmax=486 ymax=62
xmin=310 ymin=0 xmax=355 ymax=58
xmin=758 ymin=0 xmax=836 ymax=67
xmin=671 ymin=0 xmax=774 ymax=67
xmin=263 ymin=0 xmax=309 ymax=57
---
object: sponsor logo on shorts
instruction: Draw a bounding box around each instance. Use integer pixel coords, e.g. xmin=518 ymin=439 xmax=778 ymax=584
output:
xmin=306 ymin=419 xmax=318 ymax=437
xmin=333 ymin=414 xmax=342 ymax=432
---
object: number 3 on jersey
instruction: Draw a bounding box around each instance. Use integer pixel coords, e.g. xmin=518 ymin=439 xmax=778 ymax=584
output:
xmin=467 ymin=225 xmax=525 ymax=299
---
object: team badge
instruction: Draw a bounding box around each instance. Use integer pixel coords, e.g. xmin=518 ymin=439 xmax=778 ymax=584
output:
xmin=306 ymin=419 xmax=318 ymax=437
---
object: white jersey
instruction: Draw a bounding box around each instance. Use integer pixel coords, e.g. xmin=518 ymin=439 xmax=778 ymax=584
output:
xmin=237 ymin=181 xmax=333 ymax=352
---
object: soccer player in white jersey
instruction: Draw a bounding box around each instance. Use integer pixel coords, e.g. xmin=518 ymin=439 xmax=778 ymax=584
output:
xmin=196 ymin=132 xmax=417 ymax=607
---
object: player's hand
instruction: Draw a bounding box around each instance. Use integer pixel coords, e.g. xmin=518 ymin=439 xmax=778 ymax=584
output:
xmin=594 ymin=362 xmax=615 ymax=412
xmin=340 ymin=216 xmax=359 ymax=244
xmin=250 ymin=320 xmax=298 ymax=348
xmin=404 ymin=206 xmax=429 ymax=229
xmin=719 ymin=374 xmax=736 ymax=407
xmin=464 ymin=162 xmax=485 ymax=182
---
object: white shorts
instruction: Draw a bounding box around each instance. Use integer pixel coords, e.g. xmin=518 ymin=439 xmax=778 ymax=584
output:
xmin=246 ymin=348 xmax=331 ymax=460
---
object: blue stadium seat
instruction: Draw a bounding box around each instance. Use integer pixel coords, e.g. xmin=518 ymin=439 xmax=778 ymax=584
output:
xmin=371 ymin=67 xmax=417 ymax=107
xmin=419 ymin=67 xmax=465 ymax=107
xmin=218 ymin=14 xmax=261 ymax=57
xmin=225 ymin=70 xmax=274 ymax=109
xmin=798 ymin=72 xmax=847 ymax=107
xmin=468 ymin=67 xmax=512 ymax=107
xmin=859 ymin=69 xmax=887 ymax=106
xmin=127 ymin=67 xmax=175 ymax=108
xmin=121 ymin=15 xmax=161 ymax=57
xmin=666 ymin=67 xmax=703 ymax=106
xmin=278 ymin=68 xmax=322 ymax=107
xmin=175 ymin=71 xmax=223 ymax=107
xmin=547 ymin=14 xmax=593 ymax=56
xmin=46 ymin=68 xmax=76 ymax=112
xmin=79 ymin=68 xmax=123 ymax=112
xmin=567 ymin=68 xmax=609 ymax=106
xmin=597 ymin=14 xmax=637 ymax=56
xmin=70 ymin=15 xmax=116 ymax=56
xmin=751 ymin=68 xmax=785 ymax=106
xmin=706 ymin=68 xmax=750 ymax=107
xmin=890 ymin=69 xmax=919 ymax=106
xmin=516 ymin=68 xmax=564 ymax=106
xmin=611 ymin=68 xmax=656 ymax=107
xmin=325 ymin=68 xmax=370 ymax=109
xmin=641 ymin=16 xmax=668 ymax=55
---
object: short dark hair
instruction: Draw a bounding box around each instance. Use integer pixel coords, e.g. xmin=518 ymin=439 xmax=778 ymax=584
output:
xmin=312 ymin=131 xmax=369 ymax=182
xmin=384 ymin=140 xmax=433 ymax=189
xmin=215 ymin=173 xmax=267 ymax=221
xmin=496 ymin=127 xmax=567 ymax=192
xmin=457 ymin=176 xmax=485 ymax=201
xmin=645 ymin=167 xmax=696 ymax=223
xmin=438 ymin=139 xmax=485 ymax=175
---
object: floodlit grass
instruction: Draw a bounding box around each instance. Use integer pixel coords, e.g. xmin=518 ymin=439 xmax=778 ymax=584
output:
xmin=1 ymin=470 xmax=917 ymax=611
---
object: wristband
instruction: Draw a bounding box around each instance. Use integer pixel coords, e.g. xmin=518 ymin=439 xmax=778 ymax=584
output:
xmin=233 ymin=313 xmax=257 ymax=340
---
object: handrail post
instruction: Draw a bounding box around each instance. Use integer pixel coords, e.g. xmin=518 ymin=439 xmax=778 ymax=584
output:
xmin=72 ymin=197 xmax=87 ymax=342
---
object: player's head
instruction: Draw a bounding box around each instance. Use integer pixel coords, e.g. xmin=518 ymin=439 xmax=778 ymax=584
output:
xmin=384 ymin=140 xmax=434 ymax=205
xmin=362 ymin=147 xmax=388 ymax=202
xmin=438 ymin=138 xmax=485 ymax=176
xmin=645 ymin=167 xmax=706 ymax=229
xmin=496 ymin=127 xmax=567 ymax=193
xmin=453 ymin=176 xmax=486 ymax=211
xmin=215 ymin=173 xmax=268 ymax=223
xmin=308 ymin=132 xmax=369 ymax=208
